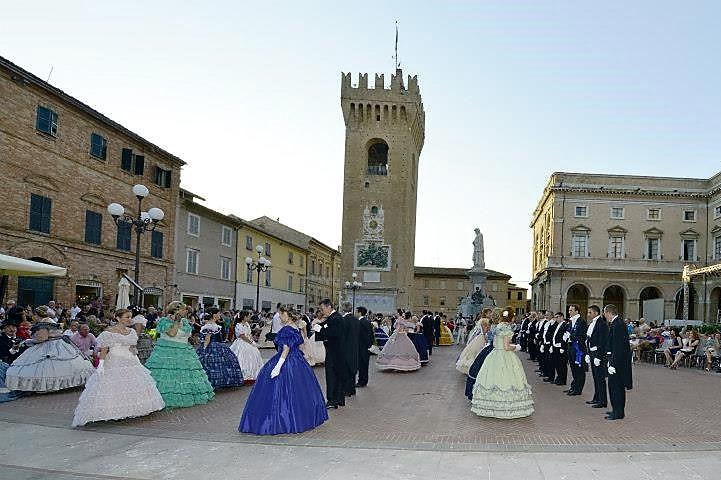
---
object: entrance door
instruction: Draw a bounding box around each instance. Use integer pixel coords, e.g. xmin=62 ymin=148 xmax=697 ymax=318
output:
xmin=17 ymin=276 xmax=55 ymax=307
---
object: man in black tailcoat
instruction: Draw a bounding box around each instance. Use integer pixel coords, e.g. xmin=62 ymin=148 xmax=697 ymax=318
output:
xmin=421 ymin=311 xmax=434 ymax=356
xmin=585 ymin=305 xmax=608 ymax=409
xmin=355 ymin=306 xmax=374 ymax=387
xmin=340 ymin=301 xmax=359 ymax=397
xmin=603 ymin=304 xmax=632 ymax=420
xmin=433 ymin=312 xmax=441 ymax=347
xmin=550 ymin=312 xmax=568 ymax=386
xmin=542 ymin=312 xmax=557 ymax=382
xmin=313 ymin=299 xmax=346 ymax=409
xmin=565 ymin=304 xmax=587 ymax=396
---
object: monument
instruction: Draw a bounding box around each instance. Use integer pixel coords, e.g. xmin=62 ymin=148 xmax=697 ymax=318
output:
xmin=459 ymin=227 xmax=496 ymax=318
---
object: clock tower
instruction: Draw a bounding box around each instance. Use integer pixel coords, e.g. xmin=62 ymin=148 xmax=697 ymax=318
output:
xmin=339 ymin=69 xmax=425 ymax=311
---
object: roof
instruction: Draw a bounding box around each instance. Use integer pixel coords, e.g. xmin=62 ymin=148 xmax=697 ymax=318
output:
xmin=413 ymin=266 xmax=511 ymax=279
xmin=250 ymin=216 xmax=339 ymax=254
xmin=0 ymin=55 xmax=186 ymax=167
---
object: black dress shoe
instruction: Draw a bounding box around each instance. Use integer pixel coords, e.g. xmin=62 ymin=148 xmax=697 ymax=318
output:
xmin=591 ymin=404 xmax=607 ymax=408
xmin=605 ymin=414 xmax=624 ymax=420
xmin=567 ymin=392 xmax=581 ymax=396
xmin=325 ymin=403 xmax=338 ymax=409
xmin=355 ymin=383 xmax=367 ymax=387
xmin=585 ymin=400 xmax=598 ymax=405
xmin=543 ymin=378 xmax=554 ymax=382
xmin=563 ymin=389 xmax=572 ymax=393
xmin=554 ymin=381 xmax=566 ymax=386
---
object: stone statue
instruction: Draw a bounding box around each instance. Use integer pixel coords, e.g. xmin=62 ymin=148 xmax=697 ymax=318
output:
xmin=472 ymin=227 xmax=485 ymax=271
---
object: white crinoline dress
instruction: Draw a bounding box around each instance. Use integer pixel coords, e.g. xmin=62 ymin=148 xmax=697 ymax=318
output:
xmin=229 ymin=323 xmax=264 ymax=381
xmin=72 ymin=330 xmax=165 ymax=427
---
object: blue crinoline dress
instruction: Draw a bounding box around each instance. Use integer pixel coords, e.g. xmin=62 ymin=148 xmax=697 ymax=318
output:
xmin=239 ymin=325 xmax=328 ymax=435
xmin=196 ymin=324 xmax=244 ymax=389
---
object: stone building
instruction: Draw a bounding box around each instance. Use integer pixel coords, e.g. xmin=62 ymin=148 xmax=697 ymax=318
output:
xmin=175 ymin=189 xmax=240 ymax=311
xmin=340 ymin=69 xmax=425 ymax=312
xmin=248 ymin=216 xmax=341 ymax=309
xmin=507 ymin=283 xmax=529 ymax=316
xmin=411 ymin=267 xmax=518 ymax=317
xmin=0 ymin=55 xmax=183 ymax=308
xmin=530 ymin=171 xmax=721 ymax=323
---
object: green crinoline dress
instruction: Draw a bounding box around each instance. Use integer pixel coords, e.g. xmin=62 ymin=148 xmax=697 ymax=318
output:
xmin=470 ymin=322 xmax=534 ymax=419
xmin=145 ymin=317 xmax=214 ymax=408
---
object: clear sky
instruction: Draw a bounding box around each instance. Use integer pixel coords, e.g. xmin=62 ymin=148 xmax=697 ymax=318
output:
xmin=3 ymin=1 xmax=721 ymax=291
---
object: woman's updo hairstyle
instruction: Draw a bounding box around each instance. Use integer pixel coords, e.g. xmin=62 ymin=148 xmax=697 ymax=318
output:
xmin=166 ymin=301 xmax=187 ymax=315
xmin=501 ymin=306 xmax=515 ymax=321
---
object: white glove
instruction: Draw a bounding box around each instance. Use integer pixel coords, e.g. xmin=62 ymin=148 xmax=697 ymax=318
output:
xmin=593 ymin=358 xmax=601 ymax=367
xmin=540 ymin=345 xmax=545 ymax=353
xmin=514 ymin=344 xmax=521 ymax=351
xmin=585 ymin=355 xmax=591 ymax=364
xmin=312 ymin=324 xmax=322 ymax=333
xmin=590 ymin=346 xmax=598 ymax=352
xmin=270 ymin=357 xmax=285 ymax=378
xmin=607 ymin=365 xmax=616 ymax=375
xmin=95 ymin=359 xmax=105 ymax=375
xmin=563 ymin=332 xmax=571 ymax=341
xmin=549 ymin=346 xmax=554 ymax=353
xmin=559 ymin=349 xmax=564 ymax=354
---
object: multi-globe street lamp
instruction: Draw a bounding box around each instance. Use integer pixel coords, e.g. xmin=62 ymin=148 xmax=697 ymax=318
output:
xmin=345 ymin=272 xmax=362 ymax=311
xmin=245 ymin=245 xmax=272 ymax=312
xmin=107 ymin=184 xmax=164 ymax=307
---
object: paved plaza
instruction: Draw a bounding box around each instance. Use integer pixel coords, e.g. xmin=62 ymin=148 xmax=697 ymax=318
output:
xmin=0 ymin=345 xmax=720 ymax=478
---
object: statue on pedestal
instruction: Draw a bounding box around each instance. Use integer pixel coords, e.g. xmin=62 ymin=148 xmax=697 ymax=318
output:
xmin=472 ymin=227 xmax=485 ymax=271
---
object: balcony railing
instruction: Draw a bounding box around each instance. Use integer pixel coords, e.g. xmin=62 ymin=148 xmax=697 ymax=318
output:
xmin=367 ymin=165 xmax=388 ymax=176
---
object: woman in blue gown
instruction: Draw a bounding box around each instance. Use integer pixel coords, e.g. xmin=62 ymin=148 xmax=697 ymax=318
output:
xmin=239 ymin=307 xmax=328 ymax=435
xmin=196 ymin=309 xmax=244 ymax=389
xmin=373 ymin=321 xmax=389 ymax=348
xmin=465 ymin=317 xmax=497 ymax=399
xmin=405 ymin=314 xmax=429 ymax=364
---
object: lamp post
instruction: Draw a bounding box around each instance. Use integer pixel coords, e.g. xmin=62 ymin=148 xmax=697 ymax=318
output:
xmin=107 ymin=184 xmax=164 ymax=307
xmin=245 ymin=245 xmax=271 ymax=312
xmin=345 ymin=272 xmax=362 ymax=311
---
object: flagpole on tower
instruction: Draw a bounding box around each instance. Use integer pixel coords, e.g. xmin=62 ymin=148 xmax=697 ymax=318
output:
xmin=394 ymin=20 xmax=400 ymax=70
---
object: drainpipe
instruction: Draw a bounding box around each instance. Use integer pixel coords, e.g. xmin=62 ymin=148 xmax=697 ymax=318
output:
xmin=233 ymin=224 xmax=240 ymax=310
xmin=558 ymin=182 xmax=566 ymax=312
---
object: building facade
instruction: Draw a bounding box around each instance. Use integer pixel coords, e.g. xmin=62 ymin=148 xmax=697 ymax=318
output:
xmin=175 ymin=190 xmax=239 ymax=311
xmin=340 ymin=70 xmax=425 ymax=312
xmin=507 ymin=283 xmax=529 ymax=316
xmin=411 ymin=267 xmax=518 ymax=317
xmin=235 ymin=219 xmax=307 ymax=312
xmin=0 ymin=56 xmax=183 ymax=309
xmin=530 ymin=171 xmax=721 ymax=323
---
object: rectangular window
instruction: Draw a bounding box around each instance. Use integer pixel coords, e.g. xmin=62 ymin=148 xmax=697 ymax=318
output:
xmin=120 ymin=148 xmax=145 ymax=175
xmin=154 ymin=166 xmax=171 ymax=188
xmin=683 ymin=210 xmax=696 ymax=222
xmin=439 ymin=296 xmax=446 ymax=306
xmin=574 ymin=206 xmax=587 ymax=218
xmin=572 ymin=234 xmax=588 ymax=257
xmin=517 ymin=292 xmax=523 ymax=300
xmin=35 ymin=106 xmax=58 ymax=136
xmin=507 ymin=291 xmax=512 ymax=300
xmin=84 ymin=210 xmax=102 ymax=245
xmin=116 ymin=223 xmax=131 ymax=251
xmin=29 ymin=193 xmax=52 ymax=234
xmin=264 ymin=242 xmax=271 ymax=256
xmin=646 ymin=238 xmax=660 ymax=260
xmin=220 ymin=257 xmax=231 ymax=280
xmin=326 ymin=266 xmax=330 ymax=278
xmin=245 ymin=235 xmax=253 ymax=250
xmin=319 ymin=262 xmax=324 ymax=278
xmin=648 ymin=208 xmax=660 ymax=220
xmin=439 ymin=280 xmax=446 ymax=289
xmin=186 ymin=249 xmax=199 ymax=274
xmin=423 ymin=279 xmax=430 ymax=288
xmin=682 ymin=239 xmax=696 ymax=261
xmin=90 ymin=133 xmax=107 ymax=160
xmin=151 ymin=231 xmax=163 ymax=259
xmin=311 ymin=260 xmax=315 ymax=275
xmin=288 ymin=251 xmax=294 ymax=264
xmin=422 ymin=295 xmax=429 ymax=306
xmin=609 ymin=236 xmax=624 ymax=258
xmin=715 ymin=206 xmax=721 ymax=219
xmin=187 ymin=213 xmax=200 ymax=236
xmin=246 ymin=264 xmax=253 ymax=283
xmin=715 ymin=236 xmax=721 ymax=260
xmin=457 ymin=282 xmax=464 ymax=290
xmin=265 ymin=269 xmax=271 ymax=287
xmin=288 ymin=275 xmax=293 ymax=291
xmin=300 ymin=255 xmax=304 ymax=267
xmin=221 ymin=226 xmax=232 ymax=247
xmin=299 ymin=280 xmax=304 ymax=293
xmin=610 ymin=207 xmax=625 ymax=219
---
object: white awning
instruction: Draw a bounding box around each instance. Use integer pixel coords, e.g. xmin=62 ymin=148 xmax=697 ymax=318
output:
xmin=0 ymin=253 xmax=67 ymax=277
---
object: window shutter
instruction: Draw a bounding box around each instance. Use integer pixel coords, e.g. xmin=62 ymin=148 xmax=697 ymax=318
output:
xmin=134 ymin=155 xmax=145 ymax=175
xmin=121 ymin=148 xmax=133 ymax=171
xmin=29 ymin=194 xmax=42 ymax=231
xmin=117 ymin=223 xmax=131 ymax=250
xmin=85 ymin=210 xmax=102 ymax=245
xmin=164 ymin=169 xmax=171 ymax=188
xmin=151 ymin=231 xmax=163 ymax=258
xmin=41 ymin=196 xmax=52 ymax=233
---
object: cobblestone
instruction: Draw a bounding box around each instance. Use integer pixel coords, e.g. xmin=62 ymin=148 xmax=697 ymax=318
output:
xmin=1 ymin=345 xmax=720 ymax=452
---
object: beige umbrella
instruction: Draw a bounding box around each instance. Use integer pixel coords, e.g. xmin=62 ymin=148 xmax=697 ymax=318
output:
xmin=116 ymin=277 xmax=131 ymax=310
xmin=0 ymin=253 xmax=66 ymax=276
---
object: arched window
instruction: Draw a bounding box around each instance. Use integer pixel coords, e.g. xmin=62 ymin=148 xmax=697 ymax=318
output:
xmin=370 ymin=206 xmax=379 ymax=215
xmin=367 ymin=140 xmax=388 ymax=175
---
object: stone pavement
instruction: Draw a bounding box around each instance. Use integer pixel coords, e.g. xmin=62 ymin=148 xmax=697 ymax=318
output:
xmin=1 ymin=344 xmax=720 ymax=453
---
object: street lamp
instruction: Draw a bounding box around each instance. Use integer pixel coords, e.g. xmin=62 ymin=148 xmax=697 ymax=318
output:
xmin=345 ymin=272 xmax=362 ymax=311
xmin=245 ymin=244 xmax=271 ymax=312
xmin=107 ymin=184 xmax=164 ymax=307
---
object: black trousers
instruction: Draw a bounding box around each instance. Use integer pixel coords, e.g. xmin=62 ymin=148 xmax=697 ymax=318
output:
xmin=425 ymin=335 xmax=434 ymax=355
xmin=434 ymin=334 xmax=440 ymax=347
xmin=608 ymin=373 xmax=625 ymax=417
xmin=543 ymin=347 xmax=555 ymax=380
xmin=325 ymin=359 xmax=345 ymax=406
xmin=569 ymin=355 xmax=586 ymax=393
xmin=553 ymin=350 xmax=567 ymax=384
xmin=357 ymin=349 xmax=370 ymax=386
xmin=590 ymin=360 xmax=607 ymax=405
xmin=344 ymin=363 xmax=356 ymax=396
xmin=528 ymin=340 xmax=537 ymax=361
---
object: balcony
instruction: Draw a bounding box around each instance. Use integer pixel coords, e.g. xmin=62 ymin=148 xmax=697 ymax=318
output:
xmin=367 ymin=165 xmax=388 ymax=176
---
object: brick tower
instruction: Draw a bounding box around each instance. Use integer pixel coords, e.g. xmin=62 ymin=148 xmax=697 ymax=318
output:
xmin=339 ymin=69 xmax=425 ymax=311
